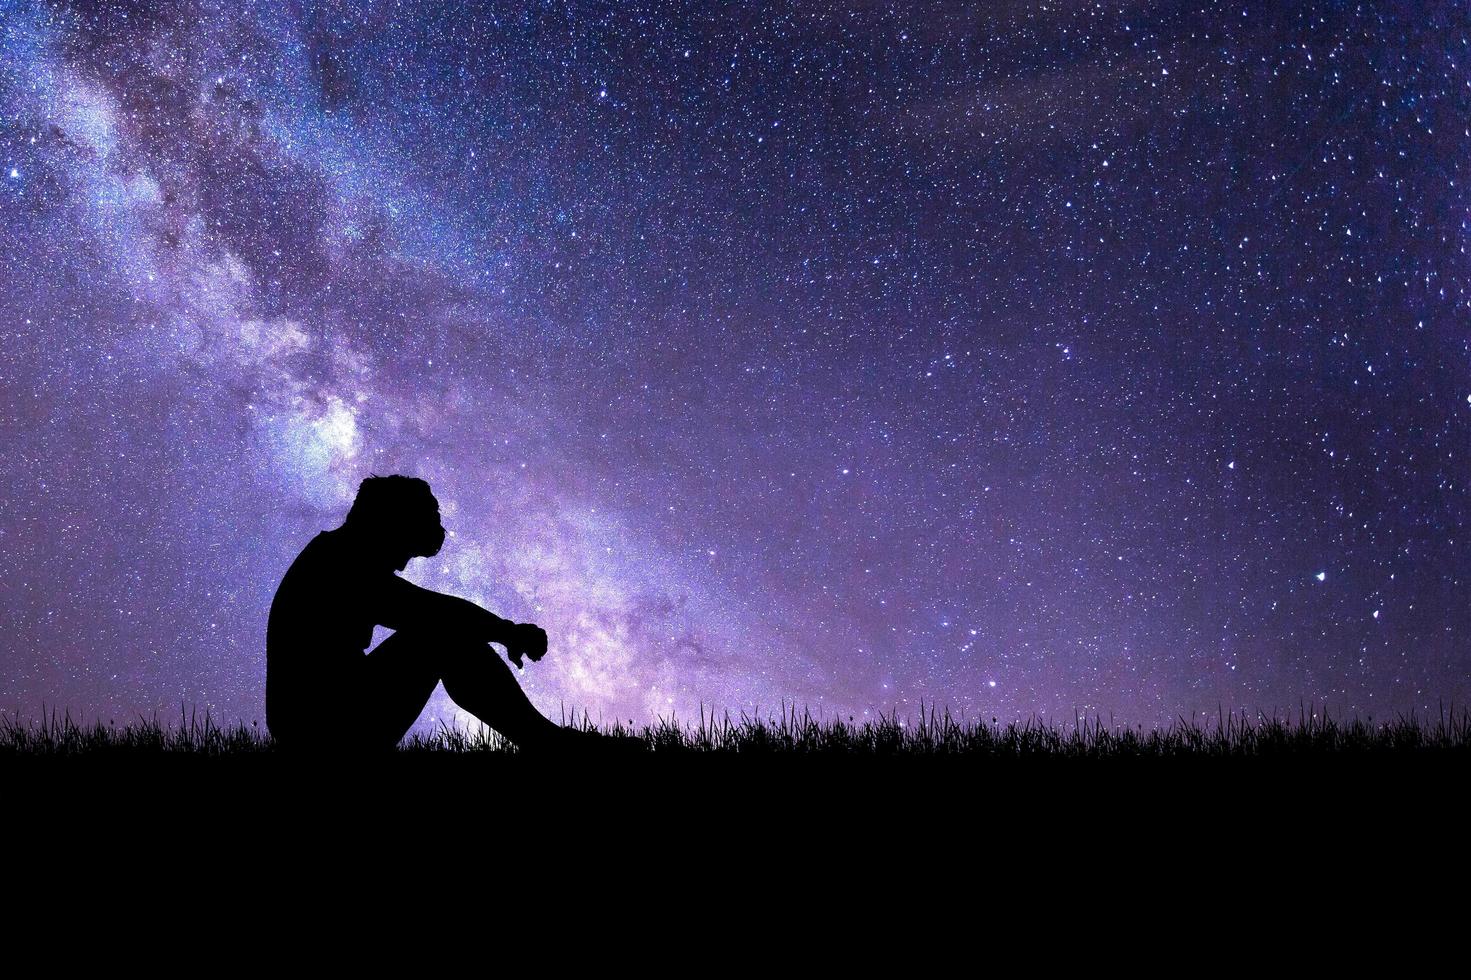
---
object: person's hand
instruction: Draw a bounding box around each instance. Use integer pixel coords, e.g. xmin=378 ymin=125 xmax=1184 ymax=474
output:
xmin=506 ymin=621 xmax=549 ymax=669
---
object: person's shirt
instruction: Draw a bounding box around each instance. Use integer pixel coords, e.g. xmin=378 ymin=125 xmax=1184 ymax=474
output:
xmin=265 ymin=526 xmax=514 ymax=736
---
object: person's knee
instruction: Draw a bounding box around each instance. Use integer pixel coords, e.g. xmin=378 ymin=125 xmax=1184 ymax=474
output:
xmin=392 ymin=625 xmax=481 ymax=656
xmin=421 ymin=630 xmax=492 ymax=674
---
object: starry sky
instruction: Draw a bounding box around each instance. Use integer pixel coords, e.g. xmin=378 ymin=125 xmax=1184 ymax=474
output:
xmin=1 ymin=1 xmax=1467 ymax=735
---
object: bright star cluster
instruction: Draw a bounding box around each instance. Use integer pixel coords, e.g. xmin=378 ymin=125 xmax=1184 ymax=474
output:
xmin=1 ymin=2 xmax=1466 ymax=732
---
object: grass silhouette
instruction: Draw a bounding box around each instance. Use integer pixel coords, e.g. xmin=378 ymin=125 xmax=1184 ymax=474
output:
xmin=3 ymin=700 xmax=1468 ymax=760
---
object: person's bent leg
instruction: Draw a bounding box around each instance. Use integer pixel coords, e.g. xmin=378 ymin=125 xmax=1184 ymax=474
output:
xmin=357 ymin=630 xmax=447 ymax=750
xmin=364 ymin=627 xmax=564 ymax=749
xmin=436 ymin=637 xmax=563 ymax=748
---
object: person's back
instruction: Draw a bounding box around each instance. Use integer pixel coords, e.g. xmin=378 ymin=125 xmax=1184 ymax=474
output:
xmin=265 ymin=527 xmax=380 ymax=746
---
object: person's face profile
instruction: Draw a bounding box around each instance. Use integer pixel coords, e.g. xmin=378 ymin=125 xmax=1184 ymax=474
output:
xmin=418 ymin=494 xmax=447 ymax=558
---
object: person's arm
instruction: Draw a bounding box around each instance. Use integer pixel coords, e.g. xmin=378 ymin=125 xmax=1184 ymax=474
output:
xmin=373 ymin=572 xmax=518 ymax=646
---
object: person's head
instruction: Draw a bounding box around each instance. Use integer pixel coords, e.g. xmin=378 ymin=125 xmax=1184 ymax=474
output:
xmin=341 ymin=474 xmax=447 ymax=568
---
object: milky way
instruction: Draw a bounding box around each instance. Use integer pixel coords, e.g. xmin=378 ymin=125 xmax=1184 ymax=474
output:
xmin=1 ymin=2 xmax=1467 ymax=734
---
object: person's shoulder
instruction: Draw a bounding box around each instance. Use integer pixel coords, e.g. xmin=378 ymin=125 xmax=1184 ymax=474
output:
xmin=296 ymin=529 xmax=332 ymax=552
xmin=290 ymin=529 xmax=347 ymax=565
xmin=310 ymin=528 xmax=384 ymax=574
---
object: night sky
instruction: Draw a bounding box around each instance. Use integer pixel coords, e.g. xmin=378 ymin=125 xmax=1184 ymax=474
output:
xmin=2 ymin=1 xmax=1467 ymax=736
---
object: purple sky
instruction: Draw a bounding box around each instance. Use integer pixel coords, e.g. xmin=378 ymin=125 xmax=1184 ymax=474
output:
xmin=1 ymin=2 xmax=1467 ymax=735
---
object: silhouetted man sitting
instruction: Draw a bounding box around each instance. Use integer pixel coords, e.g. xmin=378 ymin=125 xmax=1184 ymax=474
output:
xmin=266 ymin=473 xmax=611 ymax=754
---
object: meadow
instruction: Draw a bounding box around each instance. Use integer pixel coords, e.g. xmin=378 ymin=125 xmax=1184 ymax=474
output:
xmin=7 ymin=700 xmax=1459 ymax=864
xmin=4 ymin=701 xmax=1467 ymax=762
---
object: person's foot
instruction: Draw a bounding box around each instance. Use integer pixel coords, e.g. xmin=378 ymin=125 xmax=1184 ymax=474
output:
xmin=518 ymin=727 xmax=644 ymax=757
